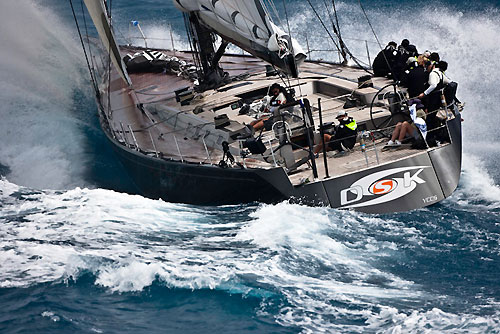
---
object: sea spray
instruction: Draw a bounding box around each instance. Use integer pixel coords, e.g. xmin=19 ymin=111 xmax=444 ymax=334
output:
xmin=0 ymin=0 xmax=92 ymax=189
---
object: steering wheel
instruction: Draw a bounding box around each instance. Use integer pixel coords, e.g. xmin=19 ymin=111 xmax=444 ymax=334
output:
xmin=369 ymin=83 xmax=411 ymax=131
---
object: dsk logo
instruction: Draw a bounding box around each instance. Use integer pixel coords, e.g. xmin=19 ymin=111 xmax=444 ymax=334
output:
xmin=340 ymin=166 xmax=429 ymax=208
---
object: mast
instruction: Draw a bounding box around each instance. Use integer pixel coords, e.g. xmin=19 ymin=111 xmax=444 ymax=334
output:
xmin=174 ymin=0 xmax=306 ymax=77
xmin=184 ymin=12 xmax=230 ymax=91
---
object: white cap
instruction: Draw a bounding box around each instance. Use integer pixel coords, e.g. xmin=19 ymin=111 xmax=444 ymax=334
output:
xmin=337 ymin=110 xmax=347 ymax=119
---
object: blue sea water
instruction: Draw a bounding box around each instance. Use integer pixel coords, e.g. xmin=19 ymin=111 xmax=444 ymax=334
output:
xmin=1 ymin=0 xmax=500 ymax=333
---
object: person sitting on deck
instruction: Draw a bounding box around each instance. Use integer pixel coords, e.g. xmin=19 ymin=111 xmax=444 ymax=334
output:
xmin=386 ymin=100 xmax=427 ymax=147
xmin=429 ymin=52 xmax=440 ymax=64
xmin=314 ymin=111 xmax=358 ymax=154
xmin=249 ymin=83 xmax=287 ymax=132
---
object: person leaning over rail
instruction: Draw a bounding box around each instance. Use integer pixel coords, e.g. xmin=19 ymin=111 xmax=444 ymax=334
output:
xmin=314 ymin=110 xmax=358 ymax=155
xmin=435 ymin=60 xmax=462 ymax=107
xmin=418 ymin=60 xmax=450 ymax=111
xmin=417 ymin=60 xmax=451 ymax=146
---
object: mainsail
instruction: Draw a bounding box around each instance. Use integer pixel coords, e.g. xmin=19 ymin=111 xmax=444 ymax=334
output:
xmin=83 ymin=0 xmax=131 ymax=86
xmin=174 ymin=0 xmax=306 ymax=74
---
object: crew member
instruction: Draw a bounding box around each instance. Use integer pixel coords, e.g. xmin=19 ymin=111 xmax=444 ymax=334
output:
xmin=418 ymin=60 xmax=450 ymax=112
xmin=372 ymin=41 xmax=399 ymax=78
xmin=394 ymin=39 xmax=419 ymax=80
xmin=315 ymin=111 xmax=358 ymax=154
xmin=398 ymin=39 xmax=418 ymax=58
xmin=250 ymin=83 xmax=287 ymax=131
xmin=400 ymin=55 xmax=427 ymax=99
xmin=386 ymin=100 xmax=427 ymax=147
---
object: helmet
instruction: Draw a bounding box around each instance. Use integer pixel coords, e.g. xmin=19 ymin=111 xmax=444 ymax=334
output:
xmin=336 ymin=110 xmax=347 ymax=119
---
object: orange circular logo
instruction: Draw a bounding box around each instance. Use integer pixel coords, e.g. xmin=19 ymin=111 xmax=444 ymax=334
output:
xmin=369 ymin=179 xmax=398 ymax=195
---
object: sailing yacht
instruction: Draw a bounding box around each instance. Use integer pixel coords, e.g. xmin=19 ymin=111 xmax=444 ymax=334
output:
xmin=74 ymin=0 xmax=462 ymax=213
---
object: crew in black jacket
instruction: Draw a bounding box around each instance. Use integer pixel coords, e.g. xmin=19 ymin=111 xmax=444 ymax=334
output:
xmin=372 ymin=41 xmax=399 ymax=78
xmin=315 ymin=111 xmax=358 ymax=154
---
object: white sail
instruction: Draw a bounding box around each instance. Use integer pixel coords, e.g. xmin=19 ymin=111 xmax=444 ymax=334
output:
xmin=174 ymin=0 xmax=305 ymax=71
xmin=83 ymin=0 xmax=131 ymax=86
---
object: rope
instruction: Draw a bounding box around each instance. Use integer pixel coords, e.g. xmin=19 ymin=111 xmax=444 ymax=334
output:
xmin=331 ymin=0 xmax=342 ymax=41
xmin=322 ymin=0 xmax=345 ymax=62
xmin=79 ymin=0 xmax=99 ymax=93
xmin=304 ymin=0 xmax=372 ymax=75
xmin=281 ymin=0 xmax=304 ymax=98
xmin=358 ymin=0 xmax=396 ymax=80
xmin=304 ymin=0 xmax=342 ymax=55
xmin=69 ymin=0 xmax=99 ymax=96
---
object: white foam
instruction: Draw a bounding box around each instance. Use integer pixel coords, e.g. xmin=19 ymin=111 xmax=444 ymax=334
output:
xmin=366 ymin=307 xmax=500 ymax=334
xmin=0 ymin=184 xmax=417 ymax=297
xmin=0 ymin=177 xmax=20 ymax=198
xmin=95 ymin=262 xmax=164 ymax=292
xmin=1 ymin=179 xmax=500 ymax=332
xmin=452 ymin=153 xmax=500 ymax=208
xmin=41 ymin=311 xmax=60 ymax=322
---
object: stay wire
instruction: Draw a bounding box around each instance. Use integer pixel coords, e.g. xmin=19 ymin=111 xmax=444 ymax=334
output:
xmin=322 ymin=0 xmax=346 ymax=63
xmin=330 ymin=0 xmax=349 ymax=64
xmin=69 ymin=0 xmax=100 ymax=97
xmin=332 ymin=0 xmax=342 ymax=39
xmin=280 ymin=0 xmax=305 ymax=101
xmin=79 ymin=0 xmax=98 ymax=91
xmin=358 ymin=0 xmax=395 ymax=82
xmin=307 ymin=0 xmax=372 ymax=74
xmin=305 ymin=0 xmax=342 ymax=56
xmin=281 ymin=0 xmax=293 ymax=90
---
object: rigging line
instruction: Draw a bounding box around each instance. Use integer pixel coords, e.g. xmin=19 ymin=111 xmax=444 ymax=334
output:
xmin=79 ymin=0 xmax=98 ymax=91
xmin=306 ymin=0 xmax=372 ymax=74
xmin=280 ymin=0 xmax=304 ymax=101
xmin=358 ymin=0 xmax=395 ymax=81
xmin=321 ymin=0 xmax=346 ymax=64
xmin=331 ymin=0 xmax=343 ymax=45
xmin=106 ymin=0 xmax=113 ymax=118
xmin=272 ymin=64 xmax=292 ymax=91
xmin=322 ymin=0 xmax=369 ymax=73
xmin=322 ymin=0 xmax=336 ymax=40
xmin=358 ymin=0 xmax=382 ymax=50
xmin=115 ymin=25 xmax=132 ymax=45
xmin=281 ymin=0 xmax=293 ymax=90
xmin=304 ymin=0 xmax=342 ymax=55
xmin=265 ymin=0 xmax=283 ymax=27
xmin=69 ymin=0 xmax=99 ymax=96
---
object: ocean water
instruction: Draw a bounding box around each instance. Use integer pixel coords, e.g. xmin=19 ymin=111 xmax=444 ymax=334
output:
xmin=1 ymin=0 xmax=500 ymax=333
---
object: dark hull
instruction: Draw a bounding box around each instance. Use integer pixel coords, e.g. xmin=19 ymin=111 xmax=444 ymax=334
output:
xmin=101 ymin=111 xmax=462 ymax=214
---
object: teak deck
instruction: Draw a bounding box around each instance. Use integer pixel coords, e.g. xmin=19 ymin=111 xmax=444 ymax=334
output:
xmin=103 ymin=48 xmax=434 ymax=186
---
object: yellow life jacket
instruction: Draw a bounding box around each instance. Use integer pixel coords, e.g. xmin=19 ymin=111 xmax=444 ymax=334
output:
xmin=346 ymin=119 xmax=357 ymax=131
